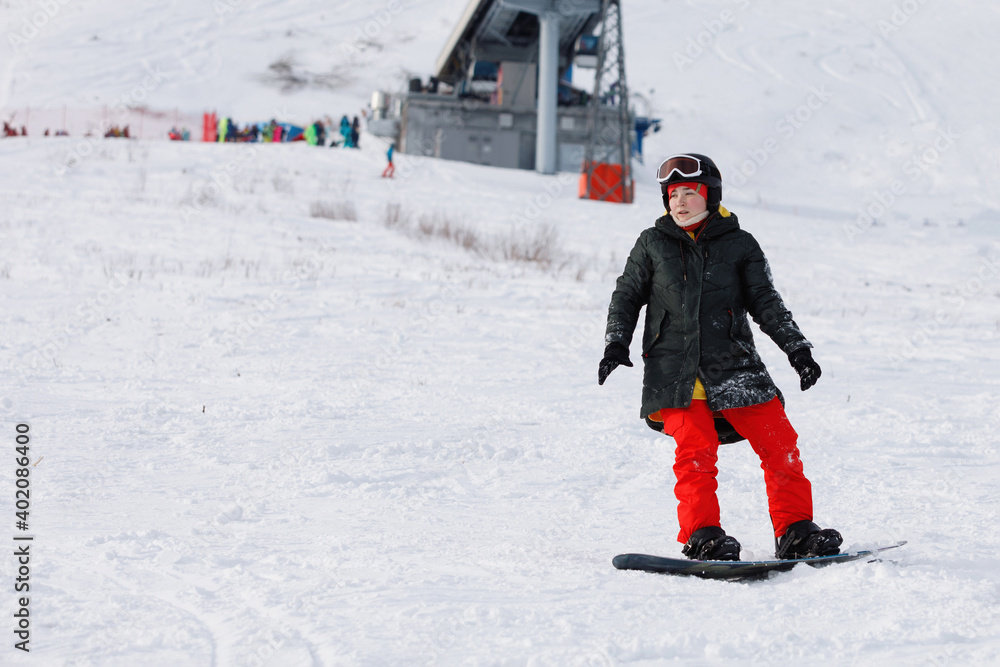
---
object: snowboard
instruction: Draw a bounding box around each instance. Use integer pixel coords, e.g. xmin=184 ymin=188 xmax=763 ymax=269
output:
xmin=613 ymin=541 xmax=906 ymax=581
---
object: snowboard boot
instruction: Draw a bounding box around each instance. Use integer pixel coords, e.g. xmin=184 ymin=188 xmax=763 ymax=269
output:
xmin=682 ymin=526 xmax=741 ymax=561
xmin=775 ymin=520 xmax=843 ymax=560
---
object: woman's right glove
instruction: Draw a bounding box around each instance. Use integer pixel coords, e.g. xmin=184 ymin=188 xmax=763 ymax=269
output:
xmin=598 ymin=343 xmax=633 ymax=385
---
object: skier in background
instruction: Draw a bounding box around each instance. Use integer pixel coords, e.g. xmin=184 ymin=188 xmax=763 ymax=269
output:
xmin=350 ymin=116 xmax=361 ymax=149
xmin=303 ymin=120 xmax=326 ymax=147
xmin=381 ymin=142 xmax=395 ymax=178
xmin=599 ymin=153 xmax=842 ymax=562
xmin=339 ymin=116 xmax=352 ymax=148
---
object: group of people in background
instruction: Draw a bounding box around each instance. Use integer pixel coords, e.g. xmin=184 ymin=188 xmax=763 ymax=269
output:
xmin=2 ymin=121 xmax=113 ymax=137
xmin=337 ymin=115 xmax=361 ymax=148
xmin=104 ymin=125 xmax=131 ymax=138
xmin=3 ymin=112 xmax=369 ymax=150
xmin=6 ymin=108 xmax=395 ymax=179
xmin=167 ymin=127 xmax=192 ymax=141
xmin=201 ymin=114 xmax=364 ymax=148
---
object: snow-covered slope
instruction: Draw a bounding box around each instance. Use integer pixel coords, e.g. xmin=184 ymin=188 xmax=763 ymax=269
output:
xmin=1 ymin=0 xmax=464 ymax=120
xmin=1 ymin=0 xmax=999 ymax=665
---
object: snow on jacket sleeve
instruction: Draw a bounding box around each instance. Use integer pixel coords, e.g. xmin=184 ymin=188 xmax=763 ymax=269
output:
xmin=738 ymin=233 xmax=812 ymax=356
xmin=605 ymin=231 xmax=653 ymax=351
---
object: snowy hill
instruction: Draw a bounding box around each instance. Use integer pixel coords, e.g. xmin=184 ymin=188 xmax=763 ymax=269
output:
xmin=1 ymin=0 xmax=999 ymax=665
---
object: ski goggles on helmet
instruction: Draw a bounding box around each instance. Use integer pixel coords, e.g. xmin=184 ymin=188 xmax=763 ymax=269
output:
xmin=655 ymin=154 xmax=704 ymax=183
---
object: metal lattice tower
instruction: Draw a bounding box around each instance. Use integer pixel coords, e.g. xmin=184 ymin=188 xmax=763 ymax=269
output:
xmin=581 ymin=0 xmax=632 ymax=203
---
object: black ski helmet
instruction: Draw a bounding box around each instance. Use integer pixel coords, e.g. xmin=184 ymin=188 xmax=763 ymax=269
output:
xmin=657 ymin=153 xmax=723 ymax=211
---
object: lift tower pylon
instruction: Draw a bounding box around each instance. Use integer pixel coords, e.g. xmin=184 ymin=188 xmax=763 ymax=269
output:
xmin=579 ymin=0 xmax=633 ymax=203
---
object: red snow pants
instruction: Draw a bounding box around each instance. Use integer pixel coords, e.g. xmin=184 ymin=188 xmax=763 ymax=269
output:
xmin=656 ymin=396 xmax=813 ymax=544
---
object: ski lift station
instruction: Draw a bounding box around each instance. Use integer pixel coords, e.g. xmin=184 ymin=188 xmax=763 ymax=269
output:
xmin=370 ymin=0 xmax=628 ymax=177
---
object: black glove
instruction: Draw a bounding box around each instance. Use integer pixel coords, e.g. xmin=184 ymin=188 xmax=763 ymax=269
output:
xmin=598 ymin=343 xmax=633 ymax=385
xmin=789 ymin=348 xmax=821 ymax=391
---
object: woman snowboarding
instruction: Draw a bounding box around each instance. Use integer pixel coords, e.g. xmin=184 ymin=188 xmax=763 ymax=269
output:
xmin=599 ymin=153 xmax=842 ymax=561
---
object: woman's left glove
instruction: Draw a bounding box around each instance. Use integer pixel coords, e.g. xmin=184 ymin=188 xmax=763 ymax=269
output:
xmin=788 ymin=348 xmax=822 ymax=391
xmin=598 ymin=343 xmax=633 ymax=385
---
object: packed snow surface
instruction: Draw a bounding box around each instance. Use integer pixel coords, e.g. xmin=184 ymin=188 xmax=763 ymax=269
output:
xmin=1 ymin=0 xmax=999 ymax=665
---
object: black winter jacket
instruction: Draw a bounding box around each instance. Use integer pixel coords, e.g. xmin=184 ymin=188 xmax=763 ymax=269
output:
xmin=605 ymin=208 xmax=811 ymax=423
